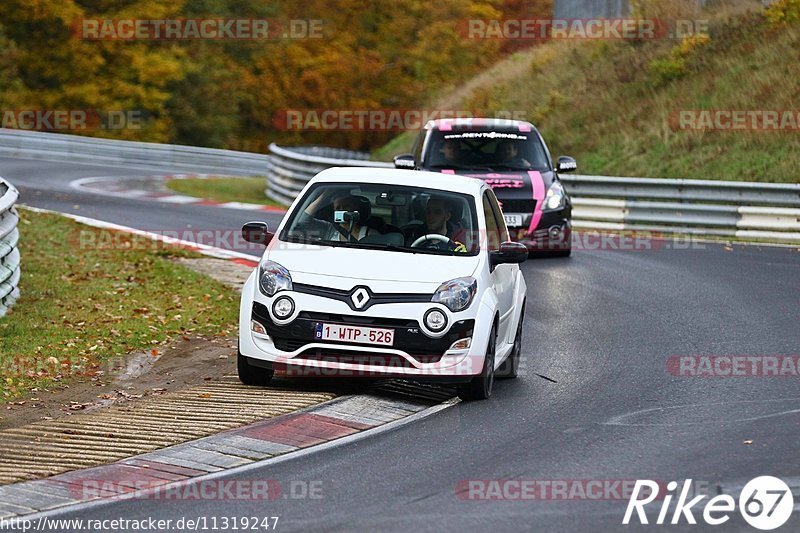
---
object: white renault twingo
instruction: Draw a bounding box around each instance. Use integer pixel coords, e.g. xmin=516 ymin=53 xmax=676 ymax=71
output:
xmin=239 ymin=167 xmax=527 ymax=400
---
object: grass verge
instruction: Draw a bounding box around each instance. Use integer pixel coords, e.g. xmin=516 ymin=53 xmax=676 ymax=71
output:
xmin=166 ymin=176 xmax=285 ymax=208
xmin=0 ymin=209 xmax=240 ymax=403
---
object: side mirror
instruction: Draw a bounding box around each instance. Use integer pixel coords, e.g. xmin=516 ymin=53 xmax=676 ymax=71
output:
xmin=393 ymin=154 xmax=416 ymax=169
xmin=490 ymin=241 xmax=528 ymax=266
xmin=242 ymin=221 xmax=273 ymax=246
xmin=556 ymin=156 xmax=577 ymax=173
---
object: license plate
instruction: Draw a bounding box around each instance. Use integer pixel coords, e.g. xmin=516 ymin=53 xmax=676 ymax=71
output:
xmin=314 ymin=323 xmax=395 ymax=346
xmin=504 ymin=214 xmax=524 ymax=227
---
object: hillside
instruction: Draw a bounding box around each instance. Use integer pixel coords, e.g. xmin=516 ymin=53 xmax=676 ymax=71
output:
xmin=375 ymin=1 xmax=800 ymax=183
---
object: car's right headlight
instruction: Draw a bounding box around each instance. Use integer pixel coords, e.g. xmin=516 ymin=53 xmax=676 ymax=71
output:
xmin=259 ymin=260 xmax=292 ymax=296
xmin=431 ymin=277 xmax=477 ymax=312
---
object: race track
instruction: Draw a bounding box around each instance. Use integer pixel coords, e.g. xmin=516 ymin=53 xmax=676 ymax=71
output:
xmin=3 ymin=156 xmax=799 ymax=532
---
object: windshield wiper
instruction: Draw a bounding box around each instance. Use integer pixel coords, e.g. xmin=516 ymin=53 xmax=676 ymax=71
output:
xmin=330 ymin=241 xmax=461 ymax=256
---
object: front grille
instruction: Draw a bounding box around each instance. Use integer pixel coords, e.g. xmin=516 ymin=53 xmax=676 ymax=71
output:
xmin=254 ymin=302 xmax=472 ymax=365
xmin=298 ymin=312 xmax=418 ymax=329
xmin=499 ymin=199 xmax=536 ymax=213
xmin=272 ymin=338 xmax=307 ymax=352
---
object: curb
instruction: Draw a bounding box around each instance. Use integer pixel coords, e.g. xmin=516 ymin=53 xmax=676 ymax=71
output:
xmin=0 ymin=391 xmax=457 ymax=519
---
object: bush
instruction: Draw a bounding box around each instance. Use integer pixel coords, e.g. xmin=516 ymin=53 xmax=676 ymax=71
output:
xmin=765 ymin=0 xmax=800 ymax=25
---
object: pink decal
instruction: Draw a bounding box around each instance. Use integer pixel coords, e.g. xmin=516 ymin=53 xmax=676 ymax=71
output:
xmin=527 ymin=171 xmax=545 ymax=234
xmin=484 ymin=178 xmax=525 ymax=189
xmin=518 ymin=123 xmax=532 ymax=132
xmin=439 ymin=120 xmax=452 ymax=131
xmin=441 ymin=169 xmax=456 ymax=175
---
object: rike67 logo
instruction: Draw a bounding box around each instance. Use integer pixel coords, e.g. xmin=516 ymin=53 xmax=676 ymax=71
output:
xmin=623 ymin=477 xmax=794 ymax=530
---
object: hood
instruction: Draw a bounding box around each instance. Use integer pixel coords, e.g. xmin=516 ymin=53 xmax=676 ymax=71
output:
xmin=439 ymin=169 xmax=556 ymax=200
xmin=265 ymin=241 xmax=480 ymax=289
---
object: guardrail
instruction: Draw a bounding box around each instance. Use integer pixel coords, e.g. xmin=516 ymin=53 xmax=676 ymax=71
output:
xmin=564 ymin=176 xmax=800 ymax=241
xmin=266 ymin=144 xmax=800 ymax=242
xmin=265 ymin=143 xmax=392 ymax=206
xmin=0 ymin=177 xmax=20 ymax=318
xmin=0 ymin=129 xmax=269 ymax=175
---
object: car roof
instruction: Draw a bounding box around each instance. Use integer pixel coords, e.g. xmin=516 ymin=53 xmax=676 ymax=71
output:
xmin=310 ymin=167 xmax=486 ymax=196
xmin=424 ymin=117 xmax=537 ymax=133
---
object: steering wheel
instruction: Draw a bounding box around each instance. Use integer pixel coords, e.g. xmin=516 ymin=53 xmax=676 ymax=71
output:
xmin=411 ymin=233 xmax=451 ymax=248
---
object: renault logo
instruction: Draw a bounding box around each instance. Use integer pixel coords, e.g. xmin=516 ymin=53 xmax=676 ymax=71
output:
xmin=350 ymin=287 xmax=370 ymax=310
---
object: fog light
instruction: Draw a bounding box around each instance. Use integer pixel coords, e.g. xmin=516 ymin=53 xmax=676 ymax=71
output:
xmin=549 ymin=226 xmax=563 ymax=240
xmin=424 ymin=309 xmax=448 ymax=332
xmin=448 ymin=337 xmax=472 ymax=350
xmin=272 ymin=297 xmax=295 ymax=319
xmin=251 ymin=320 xmax=267 ymax=335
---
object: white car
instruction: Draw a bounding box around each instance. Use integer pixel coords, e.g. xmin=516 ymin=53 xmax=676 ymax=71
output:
xmin=238 ymin=167 xmax=528 ymax=400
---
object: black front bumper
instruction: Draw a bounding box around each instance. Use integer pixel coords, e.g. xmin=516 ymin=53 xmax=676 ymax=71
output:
xmin=252 ymin=303 xmax=475 ymax=365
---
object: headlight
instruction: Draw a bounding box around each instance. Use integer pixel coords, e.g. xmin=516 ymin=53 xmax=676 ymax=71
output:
xmin=259 ymin=260 xmax=292 ymax=296
xmin=431 ymin=277 xmax=477 ymax=312
xmin=544 ymin=181 xmax=566 ymax=211
xmin=424 ymin=309 xmax=448 ymax=332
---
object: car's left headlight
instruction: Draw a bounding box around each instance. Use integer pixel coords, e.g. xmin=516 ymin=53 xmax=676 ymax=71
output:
xmin=259 ymin=260 xmax=292 ymax=296
xmin=544 ymin=181 xmax=566 ymax=211
xmin=432 ymin=277 xmax=477 ymax=312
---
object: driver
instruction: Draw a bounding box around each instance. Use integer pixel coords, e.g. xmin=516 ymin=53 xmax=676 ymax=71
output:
xmin=406 ymin=196 xmax=468 ymax=252
xmin=496 ymin=140 xmax=531 ymax=168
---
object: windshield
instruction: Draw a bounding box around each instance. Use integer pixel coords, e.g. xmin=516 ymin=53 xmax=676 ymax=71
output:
xmin=423 ymin=129 xmax=551 ymax=172
xmin=279 ymin=182 xmax=479 ymax=256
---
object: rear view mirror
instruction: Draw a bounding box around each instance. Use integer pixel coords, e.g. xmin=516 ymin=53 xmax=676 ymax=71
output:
xmin=557 ymin=156 xmax=577 ymax=173
xmin=393 ymin=154 xmax=416 ymax=169
xmin=490 ymin=241 xmax=528 ymax=266
xmin=375 ymin=191 xmax=408 ymax=206
xmin=241 ymin=221 xmax=273 ymax=246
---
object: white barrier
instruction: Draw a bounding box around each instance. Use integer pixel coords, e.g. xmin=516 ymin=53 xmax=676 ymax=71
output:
xmin=0 ymin=177 xmax=20 ymax=317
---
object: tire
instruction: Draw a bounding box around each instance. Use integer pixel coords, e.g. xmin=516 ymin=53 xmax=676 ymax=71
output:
xmin=237 ymin=349 xmax=274 ymax=386
xmin=496 ymin=304 xmax=524 ymax=379
xmin=458 ymin=325 xmax=496 ymax=401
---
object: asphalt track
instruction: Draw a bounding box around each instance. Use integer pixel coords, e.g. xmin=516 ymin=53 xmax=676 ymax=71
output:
xmin=2 ymin=156 xmax=799 ymax=532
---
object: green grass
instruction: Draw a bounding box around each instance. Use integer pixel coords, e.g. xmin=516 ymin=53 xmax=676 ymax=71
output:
xmin=166 ymin=177 xmax=285 ymax=208
xmin=0 ymin=210 xmax=240 ymax=402
xmin=374 ymin=5 xmax=800 ymax=183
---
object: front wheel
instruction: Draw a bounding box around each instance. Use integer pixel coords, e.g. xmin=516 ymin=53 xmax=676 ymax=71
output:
xmin=458 ymin=326 xmax=496 ymax=401
xmin=237 ymin=349 xmax=274 ymax=386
